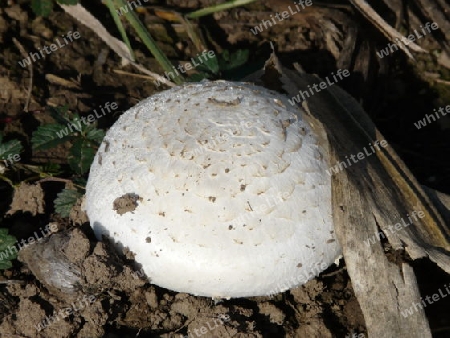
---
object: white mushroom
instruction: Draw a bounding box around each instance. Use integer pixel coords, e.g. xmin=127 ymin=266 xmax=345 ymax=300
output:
xmin=85 ymin=80 xmax=341 ymax=298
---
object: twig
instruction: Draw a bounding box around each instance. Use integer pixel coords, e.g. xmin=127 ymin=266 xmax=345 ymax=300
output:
xmin=113 ymin=69 xmax=155 ymax=80
xmin=180 ymin=14 xmax=206 ymax=53
xmin=0 ymin=280 xmax=26 ymax=285
xmin=321 ymin=266 xmax=347 ymax=278
xmin=35 ymin=176 xmax=86 ymax=190
xmin=349 ymin=0 xmax=427 ymax=59
xmin=12 ymin=38 xmax=33 ymax=112
xmin=36 ymin=177 xmax=74 ymax=184
xmin=59 ymin=3 xmax=133 ymax=63
xmin=131 ymin=62 xmax=176 ymax=87
xmin=59 ymin=3 xmax=176 ymax=87
xmin=435 ymin=79 xmax=450 ymax=85
xmin=113 ymin=69 xmax=156 ymax=80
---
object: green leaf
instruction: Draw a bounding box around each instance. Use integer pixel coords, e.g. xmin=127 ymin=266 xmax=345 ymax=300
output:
xmin=32 ymin=123 xmax=72 ymax=151
xmin=68 ymin=138 xmax=96 ymax=174
xmin=48 ymin=105 xmax=71 ymax=125
xmin=186 ymin=0 xmax=258 ymax=19
xmin=31 ymin=0 xmax=54 ymax=17
xmin=72 ymin=117 xmax=90 ymax=134
xmin=54 ymin=189 xmax=82 ymax=218
xmin=81 ymin=120 xmax=97 ymax=135
xmin=41 ymin=163 xmax=62 ymax=175
xmin=0 ymin=228 xmax=17 ymax=270
xmin=111 ymin=0 xmax=184 ymax=84
xmin=86 ymin=128 xmax=106 ymax=144
xmin=194 ymin=53 xmax=220 ymax=75
xmin=56 ymin=0 xmax=79 ymax=4
xmin=0 ymin=139 xmax=22 ymax=161
xmin=219 ymin=49 xmax=249 ymax=71
xmin=73 ymin=177 xmax=87 ymax=188
xmin=104 ymin=0 xmax=135 ymax=61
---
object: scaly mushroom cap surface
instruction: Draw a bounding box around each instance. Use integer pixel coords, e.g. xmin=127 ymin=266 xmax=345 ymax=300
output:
xmin=85 ymin=80 xmax=341 ymax=298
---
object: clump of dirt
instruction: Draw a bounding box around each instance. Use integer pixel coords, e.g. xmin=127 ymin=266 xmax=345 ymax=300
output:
xmin=113 ymin=193 xmax=143 ymax=215
xmin=1 ymin=221 xmax=364 ymax=338
xmin=7 ymin=182 xmax=45 ymax=216
xmin=3 ymin=226 xmax=145 ymax=337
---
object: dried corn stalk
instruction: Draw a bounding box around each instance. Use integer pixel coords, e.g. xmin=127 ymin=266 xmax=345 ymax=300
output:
xmin=247 ymin=53 xmax=450 ymax=337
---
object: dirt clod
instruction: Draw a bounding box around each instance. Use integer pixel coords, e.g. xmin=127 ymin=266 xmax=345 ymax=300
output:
xmin=7 ymin=182 xmax=45 ymax=216
xmin=113 ymin=193 xmax=142 ymax=215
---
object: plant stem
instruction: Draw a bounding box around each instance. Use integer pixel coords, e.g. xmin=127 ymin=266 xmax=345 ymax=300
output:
xmin=113 ymin=0 xmax=184 ymax=84
xmin=186 ymin=0 xmax=258 ymax=19
xmin=104 ymin=0 xmax=135 ymax=61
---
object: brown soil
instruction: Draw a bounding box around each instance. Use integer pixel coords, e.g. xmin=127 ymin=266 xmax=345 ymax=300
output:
xmin=0 ymin=1 xmax=449 ymax=337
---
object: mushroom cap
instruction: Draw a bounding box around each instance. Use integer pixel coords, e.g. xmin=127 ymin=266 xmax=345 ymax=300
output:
xmin=85 ymin=80 xmax=341 ymax=298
